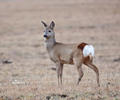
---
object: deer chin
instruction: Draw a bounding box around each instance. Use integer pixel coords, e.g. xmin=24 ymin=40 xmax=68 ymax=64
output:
xmin=44 ymin=36 xmax=50 ymax=41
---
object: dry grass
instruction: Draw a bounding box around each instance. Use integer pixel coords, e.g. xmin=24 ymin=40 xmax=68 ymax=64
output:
xmin=0 ymin=0 xmax=120 ymax=100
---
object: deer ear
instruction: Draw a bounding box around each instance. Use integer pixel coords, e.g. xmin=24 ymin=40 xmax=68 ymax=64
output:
xmin=50 ymin=21 xmax=55 ymax=29
xmin=41 ymin=21 xmax=47 ymax=27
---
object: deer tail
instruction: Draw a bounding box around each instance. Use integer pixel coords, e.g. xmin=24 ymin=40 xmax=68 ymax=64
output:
xmin=83 ymin=45 xmax=95 ymax=60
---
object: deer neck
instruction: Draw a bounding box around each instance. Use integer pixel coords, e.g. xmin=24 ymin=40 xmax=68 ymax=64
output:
xmin=45 ymin=36 xmax=56 ymax=51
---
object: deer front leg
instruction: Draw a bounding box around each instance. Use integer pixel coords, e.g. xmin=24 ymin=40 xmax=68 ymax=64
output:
xmin=56 ymin=62 xmax=63 ymax=85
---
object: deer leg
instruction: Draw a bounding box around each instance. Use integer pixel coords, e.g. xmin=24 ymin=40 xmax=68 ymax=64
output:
xmin=56 ymin=65 xmax=60 ymax=85
xmin=84 ymin=62 xmax=100 ymax=87
xmin=73 ymin=56 xmax=83 ymax=85
xmin=77 ymin=65 xmax=83 ymax=85
xmin=56 ymin=63 xmax=63 ymax=85
xmin=59 ymin=63 xmax=63 ymax=84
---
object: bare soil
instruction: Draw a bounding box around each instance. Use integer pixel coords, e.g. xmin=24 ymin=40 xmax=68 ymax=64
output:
xmin=0 ymin=0 xmax=120 ymax=100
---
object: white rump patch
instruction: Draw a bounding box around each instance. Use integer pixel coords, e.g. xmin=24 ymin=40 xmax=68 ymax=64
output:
xmin=83 ymin=45 xmax=94 ymax=57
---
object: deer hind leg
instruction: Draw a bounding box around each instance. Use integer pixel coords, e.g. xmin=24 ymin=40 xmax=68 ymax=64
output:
xmin=84 ymin=62 xmax=100 ymax=87
xmin=73 ymin=56 xmax=83 ymax=85
xmin=77 ymin=65 xmax=84 ymax=85
xmin=56 ymin=62 xmax=63 ymax=85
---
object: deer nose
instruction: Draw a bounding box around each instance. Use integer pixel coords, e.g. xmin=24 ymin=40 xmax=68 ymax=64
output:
xmin=44 ymin=35 xmax=47 ymax=38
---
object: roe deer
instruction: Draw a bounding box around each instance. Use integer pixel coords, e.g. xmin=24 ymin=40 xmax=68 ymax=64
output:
xmin=41 ymin=21 xmax=100 ymax=87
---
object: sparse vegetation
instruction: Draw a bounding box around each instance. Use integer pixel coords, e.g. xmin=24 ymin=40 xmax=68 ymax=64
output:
xmin=0 ymin=0 xmax=120 ymax=100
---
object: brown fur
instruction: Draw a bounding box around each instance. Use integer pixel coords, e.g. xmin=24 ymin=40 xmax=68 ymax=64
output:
xmin=83 ymin=56 xmax=92 ymax=64
xmin=77 ymin=42 xmax=88 ymax=50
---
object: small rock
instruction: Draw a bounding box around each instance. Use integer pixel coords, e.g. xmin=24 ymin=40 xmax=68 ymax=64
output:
xmin=60 ymin=94 xmax=68 ymax=98
xmin=46 ymin=96 xmax=51 ymax=100
xmin=51 ymin=67 xmax=56 ymax=71
xmin=113 ymin=57 xmax=120 ymax=62
xmin=2 ymin=60 xmax=12 ymax=64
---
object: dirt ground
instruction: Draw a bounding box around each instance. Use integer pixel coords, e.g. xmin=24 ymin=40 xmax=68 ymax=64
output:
xmin=0 ymin=0 xmax=120 ymax=100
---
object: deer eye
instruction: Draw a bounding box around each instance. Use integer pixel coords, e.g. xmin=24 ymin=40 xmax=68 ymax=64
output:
xmin=48 ymin=30 xmax=51 ymax=32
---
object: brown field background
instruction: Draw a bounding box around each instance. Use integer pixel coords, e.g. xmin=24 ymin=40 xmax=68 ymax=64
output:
xmin=0 ymin=0 xmax=120 ymax=100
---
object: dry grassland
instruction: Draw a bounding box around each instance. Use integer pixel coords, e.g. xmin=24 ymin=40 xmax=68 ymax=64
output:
xmin=0 ymin=0 xmax=120 ymax=100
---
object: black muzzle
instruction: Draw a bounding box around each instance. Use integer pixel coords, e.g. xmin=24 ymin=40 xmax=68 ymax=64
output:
xmin=44 ymin=35 xmax=48 ymax=38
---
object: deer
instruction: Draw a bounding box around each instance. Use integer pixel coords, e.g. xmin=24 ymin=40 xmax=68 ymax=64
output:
xmin=41 ymin=21 xmax=100 ymax=87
